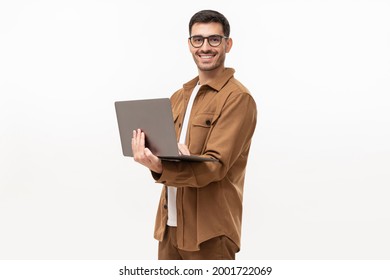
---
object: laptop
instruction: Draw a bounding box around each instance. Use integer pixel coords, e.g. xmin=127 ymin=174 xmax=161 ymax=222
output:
xmin=114 ymin=98 xmax=217 ymax=162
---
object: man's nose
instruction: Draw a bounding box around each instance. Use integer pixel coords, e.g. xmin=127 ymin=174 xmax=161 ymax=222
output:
xmin=200 ymin=38 xmax=212 ymax=50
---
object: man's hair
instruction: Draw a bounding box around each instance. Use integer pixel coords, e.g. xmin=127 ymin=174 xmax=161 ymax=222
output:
xmin=189 ymin=10 xmax=230 ymax=37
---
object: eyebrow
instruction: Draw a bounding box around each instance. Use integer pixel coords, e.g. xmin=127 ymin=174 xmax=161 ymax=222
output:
xmin=190 ymin=34 xmax=223 ymax=37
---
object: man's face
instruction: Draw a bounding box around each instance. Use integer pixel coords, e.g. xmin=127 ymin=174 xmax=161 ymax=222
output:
xmin=188 ymin=22 xmax=232 ymax=72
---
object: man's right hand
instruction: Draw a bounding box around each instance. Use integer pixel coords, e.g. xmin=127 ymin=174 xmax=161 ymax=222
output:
xmin=132 ymin=129 xmax=163 ymax=174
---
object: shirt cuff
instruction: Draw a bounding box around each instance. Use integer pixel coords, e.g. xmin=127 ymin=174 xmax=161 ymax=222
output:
xmin=151 ymin=170 xmax=162 ymax=181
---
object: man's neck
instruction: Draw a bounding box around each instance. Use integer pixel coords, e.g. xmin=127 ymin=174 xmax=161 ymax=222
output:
xmin=198 ymin=66 xmax=225 ymax=85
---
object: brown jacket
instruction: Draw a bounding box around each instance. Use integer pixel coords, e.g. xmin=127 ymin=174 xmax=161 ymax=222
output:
xmin=152 ymin=68 xmax=257 ymax=251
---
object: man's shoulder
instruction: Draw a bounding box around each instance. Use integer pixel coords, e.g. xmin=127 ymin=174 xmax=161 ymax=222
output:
xmin=226 ymin=76 xmax=250 ymax=95
xmin=169 ymin=87 xmax=185 ymax=102
xmin=217 ymin=75 xmax=256 ymax=106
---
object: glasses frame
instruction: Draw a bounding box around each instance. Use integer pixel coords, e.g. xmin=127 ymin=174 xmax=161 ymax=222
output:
xmin=188 ymin=34 xmax=229 ymax=48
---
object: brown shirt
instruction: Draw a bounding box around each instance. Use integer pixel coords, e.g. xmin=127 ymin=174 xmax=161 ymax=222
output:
xmin=152 ymin=68 xmax=257 ymax=251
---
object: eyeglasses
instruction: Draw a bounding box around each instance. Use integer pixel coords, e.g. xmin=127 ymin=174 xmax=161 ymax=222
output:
xmin=189 ymin=35 xmax=228 ymax=48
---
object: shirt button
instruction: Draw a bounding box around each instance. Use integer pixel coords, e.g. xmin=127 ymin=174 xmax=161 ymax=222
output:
xmin=163 ymin=204 xmax=167 ymax=209
xmin=205 ymin=120 xmax=211 ymax=126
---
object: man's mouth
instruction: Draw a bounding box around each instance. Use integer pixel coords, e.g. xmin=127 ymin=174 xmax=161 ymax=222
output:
xmin=198 ymin=53 xmax=215 ymax=60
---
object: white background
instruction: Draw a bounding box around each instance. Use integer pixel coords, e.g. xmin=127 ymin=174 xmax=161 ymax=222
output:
xmin=1 ymin=0 xmax=389 ymax=260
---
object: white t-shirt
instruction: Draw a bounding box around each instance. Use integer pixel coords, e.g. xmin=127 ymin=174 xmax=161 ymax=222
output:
xmin=167 ymin=83 xmax=201 ymax=227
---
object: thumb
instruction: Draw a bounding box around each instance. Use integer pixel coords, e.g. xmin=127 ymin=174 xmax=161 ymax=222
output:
xmin=144 ymin=148 xmax=156 ymax=161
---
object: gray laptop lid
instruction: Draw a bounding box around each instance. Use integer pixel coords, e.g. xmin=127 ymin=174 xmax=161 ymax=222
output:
xmin=114 ymin=98 xmax=217 ymax=162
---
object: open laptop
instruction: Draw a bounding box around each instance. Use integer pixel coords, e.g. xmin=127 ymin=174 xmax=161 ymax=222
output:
xmin=114 ymin=98 xmax=217 ymax=162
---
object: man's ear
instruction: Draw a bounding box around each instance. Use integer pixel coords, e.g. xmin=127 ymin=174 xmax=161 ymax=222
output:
xmin=225 ymin=37 xmax=233 ymax=53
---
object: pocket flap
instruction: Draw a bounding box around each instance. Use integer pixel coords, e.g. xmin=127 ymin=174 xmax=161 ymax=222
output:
xmin=192 ymin=113 xmax=214 ymax=127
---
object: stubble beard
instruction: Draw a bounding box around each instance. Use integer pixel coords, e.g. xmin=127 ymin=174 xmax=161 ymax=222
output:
xmin=193 ymin=51 xmax=225 ymax=72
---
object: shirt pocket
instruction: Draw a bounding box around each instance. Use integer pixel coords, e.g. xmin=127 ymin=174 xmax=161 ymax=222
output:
xmin=188 ymin=112 xmax=214 ymax=155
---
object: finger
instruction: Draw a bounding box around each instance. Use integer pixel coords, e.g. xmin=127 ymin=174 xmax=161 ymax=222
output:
xmin=133 ymin=129 xmax=145 ymax=161
xmin=140 ymin=131 xmax=145 ymax=150
xmin=144 ymin=148 xmax=157 ymax=161
xmin=178 ymin=143 xmax=183 ymax=155
xmin=145 ymin=148 xmax=162 ymax=173
xmin=135 ymin=128 xmax=140 ymax=145
xmin=135 ymin=129 xmax=144 ymax=153
xmin=178 ymin=143 xmax=190 ymax=156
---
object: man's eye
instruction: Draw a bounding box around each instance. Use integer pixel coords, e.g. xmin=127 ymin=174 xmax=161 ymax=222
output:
xmin=209 ymin=36 xmax=221 ymax=43
xmin=193 ymin=37 xmax=203 ymax=43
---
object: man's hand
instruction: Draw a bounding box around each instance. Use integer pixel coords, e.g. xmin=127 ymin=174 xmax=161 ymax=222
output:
xmin=132 ymin=129 xmax=163 ymax=174
xmin=178 ymin=143 xmax=190 ymax=155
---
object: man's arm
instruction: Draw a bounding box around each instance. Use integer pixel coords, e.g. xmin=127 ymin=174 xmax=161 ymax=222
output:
xmin=155 ymin=92 xmax=257 ymax=188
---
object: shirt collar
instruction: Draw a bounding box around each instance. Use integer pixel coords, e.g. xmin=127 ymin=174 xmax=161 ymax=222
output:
xmin=183 ymin=68 xmax=235 ymax=92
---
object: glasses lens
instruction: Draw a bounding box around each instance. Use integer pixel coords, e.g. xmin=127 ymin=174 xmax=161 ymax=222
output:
xmin=191 ymin=36 xmax=204 ymax=47
xmin=208 ymin=35 xmax=222 ymax=47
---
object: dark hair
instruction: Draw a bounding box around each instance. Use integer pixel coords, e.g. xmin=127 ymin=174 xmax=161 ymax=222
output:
xmin=189 ymin=10 xmax=230 ymax=37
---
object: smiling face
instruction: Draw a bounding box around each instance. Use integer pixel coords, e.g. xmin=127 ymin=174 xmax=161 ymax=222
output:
xmin=188 ymin=22 xmax=233 ymax=74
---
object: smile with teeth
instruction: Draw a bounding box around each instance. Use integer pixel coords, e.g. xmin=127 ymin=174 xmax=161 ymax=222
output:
xmin=199 ymin=53 xmax=215 ymax=60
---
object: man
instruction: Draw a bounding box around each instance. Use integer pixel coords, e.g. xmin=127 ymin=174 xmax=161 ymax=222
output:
xmin=132 ymin=10 xmax=257 ymax=260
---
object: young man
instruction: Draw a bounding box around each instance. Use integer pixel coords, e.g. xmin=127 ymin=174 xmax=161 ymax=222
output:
xmin=132 ymin=10 xmax=257 ymax=260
